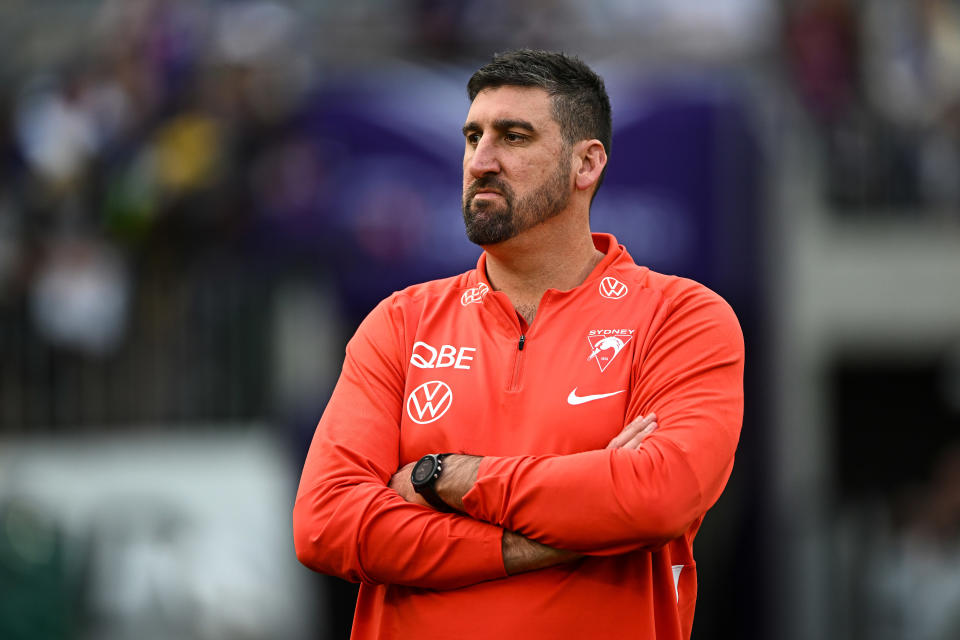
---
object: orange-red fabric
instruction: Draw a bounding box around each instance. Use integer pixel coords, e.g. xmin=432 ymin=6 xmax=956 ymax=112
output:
xmin=294 ymin=233 xmax=744 ymax=639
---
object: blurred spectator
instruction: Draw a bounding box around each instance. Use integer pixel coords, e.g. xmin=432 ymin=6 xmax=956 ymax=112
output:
xmin=785 ymin=0 xmax=858 ymax=126
xmin=14 ymin=75 xmax=99 ymax=189
xmin=862 ymin=444 xmax=960 ymax=640
xmin=29 ymin=236 xmax=130 ymax=356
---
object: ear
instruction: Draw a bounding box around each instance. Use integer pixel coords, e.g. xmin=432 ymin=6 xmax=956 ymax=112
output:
xmin=574 ymin=140 xmax=607 ymax=192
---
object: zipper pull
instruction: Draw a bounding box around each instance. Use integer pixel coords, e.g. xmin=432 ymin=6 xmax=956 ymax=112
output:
xmin=518 ymin=335 xmax=526 ymax=351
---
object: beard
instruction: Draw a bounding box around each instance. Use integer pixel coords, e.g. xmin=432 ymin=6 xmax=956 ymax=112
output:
xmin=462 ymin=154 xmax=571 ymax=246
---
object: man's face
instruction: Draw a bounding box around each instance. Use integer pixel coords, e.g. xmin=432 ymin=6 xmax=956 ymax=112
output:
xmin=461 ymin=86 xmax=572 ymax=246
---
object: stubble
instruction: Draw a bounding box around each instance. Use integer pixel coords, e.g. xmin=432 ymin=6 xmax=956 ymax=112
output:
xmin=462 ymin=153 xmax=572 ymax=246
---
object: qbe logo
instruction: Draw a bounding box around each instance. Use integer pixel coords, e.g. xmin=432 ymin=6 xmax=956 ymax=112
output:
xmin=410 ymin=341 xmax=476 ymax=370
xmin=599 ymin=277 xmax=628 ymax=300
xmin=406 ymin=381 xmax=453 ymax=424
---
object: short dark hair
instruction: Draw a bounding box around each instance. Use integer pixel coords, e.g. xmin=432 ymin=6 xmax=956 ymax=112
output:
xmin=467 ymin=49 xmax=612 ymax=193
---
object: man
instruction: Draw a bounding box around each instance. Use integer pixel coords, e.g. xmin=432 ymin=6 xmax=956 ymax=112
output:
xmin=294 ymin=49 xmax=744 ymax=639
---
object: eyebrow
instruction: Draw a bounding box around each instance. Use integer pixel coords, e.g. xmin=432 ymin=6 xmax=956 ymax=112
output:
xmin=462 ymin=118 xmax=536 ymax=137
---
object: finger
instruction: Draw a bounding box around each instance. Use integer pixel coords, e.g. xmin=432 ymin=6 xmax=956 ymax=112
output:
xmin=622 ymin=421 xmax=658 ymax=450
xmin=605 ymin=413 xmax=656 ymax=449
xmin=606 ymin=413 xmax=657 ymax=449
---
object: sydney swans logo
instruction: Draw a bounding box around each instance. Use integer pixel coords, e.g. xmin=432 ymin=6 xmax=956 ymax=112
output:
xmin=406 ymin=381 xmax=453 ymax=424
xmin=586 ymin=329 xmax=635 ymax=372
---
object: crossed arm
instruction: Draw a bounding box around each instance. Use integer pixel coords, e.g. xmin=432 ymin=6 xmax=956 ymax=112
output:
xmin=387 ymin=413 xmax=659 ymax=575
xmin=293 ymin=288 xmax=743 ymax=590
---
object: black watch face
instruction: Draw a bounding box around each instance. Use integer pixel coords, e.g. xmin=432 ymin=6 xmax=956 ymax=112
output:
xmin=412 ymin=458 xmax=435 ymax=484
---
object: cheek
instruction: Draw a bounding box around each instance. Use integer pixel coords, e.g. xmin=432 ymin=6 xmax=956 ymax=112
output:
xmin=520 ymin=150 xmax=555 ymax=176
xmin=513 ymin=161 xmax=545 ymax=189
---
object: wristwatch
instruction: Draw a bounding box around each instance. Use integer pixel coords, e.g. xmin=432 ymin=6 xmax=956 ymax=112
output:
xmin=411 ymin=453 xmax=452 ymax=512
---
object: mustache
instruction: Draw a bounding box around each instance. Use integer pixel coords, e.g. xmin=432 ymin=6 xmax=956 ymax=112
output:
xmin=465 ymin=176 xmax=512 ymax=201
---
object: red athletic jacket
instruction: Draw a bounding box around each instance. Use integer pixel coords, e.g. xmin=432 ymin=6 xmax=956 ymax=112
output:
xmin=294 ymin=233 xmax=744 ymax=639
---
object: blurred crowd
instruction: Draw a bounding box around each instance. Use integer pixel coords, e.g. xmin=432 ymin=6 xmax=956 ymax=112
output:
xmin=0 ymin=0 xmax=329 ymax=428
xmin=786 ymin=0 xmax=960 ymax=212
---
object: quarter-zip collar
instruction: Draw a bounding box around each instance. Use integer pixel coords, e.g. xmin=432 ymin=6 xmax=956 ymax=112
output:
xmin=469 ymin=233 xmax=639 ymax=335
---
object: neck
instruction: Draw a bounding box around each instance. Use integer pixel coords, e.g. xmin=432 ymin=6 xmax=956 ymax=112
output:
xmin=483 ymin=217 xmax=603 ymax=324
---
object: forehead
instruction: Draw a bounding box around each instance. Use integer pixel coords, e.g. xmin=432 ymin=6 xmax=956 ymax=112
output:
xmin=465 ymin=85 xmax=557 ymax=129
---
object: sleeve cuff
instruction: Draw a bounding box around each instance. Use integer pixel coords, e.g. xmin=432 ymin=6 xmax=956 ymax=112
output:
xmin=460 ymin=455 xmax=504 ymax=526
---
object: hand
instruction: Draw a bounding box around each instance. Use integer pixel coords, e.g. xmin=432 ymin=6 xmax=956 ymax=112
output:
xmin=502 ymin=530 xmax=582 ymax=575
xmin=605 ymin=412 xmax=658 ymax=450
xmin=389 ymin=461 xmax=429 ymax=507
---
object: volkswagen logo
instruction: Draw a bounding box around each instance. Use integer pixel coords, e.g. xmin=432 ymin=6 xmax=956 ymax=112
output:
xmin=599 ymin=277 xmax=628 ymax=300
xmin=406 ymin=381 xmax=453 ymax=424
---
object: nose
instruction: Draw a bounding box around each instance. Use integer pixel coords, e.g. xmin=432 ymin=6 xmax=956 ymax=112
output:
xmin=465 ymin=135 xmax=501 ymax=179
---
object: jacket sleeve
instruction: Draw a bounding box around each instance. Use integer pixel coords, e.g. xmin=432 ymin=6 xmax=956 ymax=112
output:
xmin=459 ymin=285 xmax=744 ymax=554
xmin=292 ymin=297 xmax=507 ymax=589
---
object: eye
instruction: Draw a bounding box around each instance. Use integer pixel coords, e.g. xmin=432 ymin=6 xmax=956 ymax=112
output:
xmin=465 ymin=132 xmax=481 ymax=146
xmin=504 ymin=132 xmax=526 ymax=144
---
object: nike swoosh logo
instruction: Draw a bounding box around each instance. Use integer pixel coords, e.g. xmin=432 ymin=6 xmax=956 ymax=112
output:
xmin=567 ymin=388 xmax=626 ymax=405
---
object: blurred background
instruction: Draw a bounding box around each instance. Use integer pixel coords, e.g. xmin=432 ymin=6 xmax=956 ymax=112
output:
xmin=0 ymin=0 xmax=958 ymax=638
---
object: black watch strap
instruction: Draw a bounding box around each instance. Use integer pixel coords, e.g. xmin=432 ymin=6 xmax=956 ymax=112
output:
xmin=412 ymin=453 xmax=453 ymax=512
